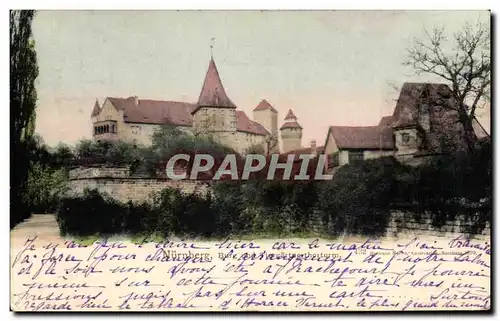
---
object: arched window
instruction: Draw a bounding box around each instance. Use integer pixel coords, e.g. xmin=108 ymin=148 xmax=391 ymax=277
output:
xmin=112 ymin=124 xmax=116 ymax=133
xmin=106 ymin=125 xmax=109 ymax=133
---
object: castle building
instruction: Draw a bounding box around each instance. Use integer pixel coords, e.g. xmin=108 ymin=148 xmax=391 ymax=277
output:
xmin=323 ymin=82 xmax=490 ymax=171
xmin=91 ymin=57 xmax=300 ymax=155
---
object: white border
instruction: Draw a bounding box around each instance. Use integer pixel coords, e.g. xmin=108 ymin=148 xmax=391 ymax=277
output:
xmin=2 ymin=1 xmax=498 ymax=320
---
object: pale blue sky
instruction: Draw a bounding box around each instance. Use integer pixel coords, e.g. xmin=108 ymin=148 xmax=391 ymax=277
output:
xmin=32 ymin=10 xmax=490 ymax=147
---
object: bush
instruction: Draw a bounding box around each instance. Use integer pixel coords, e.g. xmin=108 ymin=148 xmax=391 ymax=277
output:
xmin=58 ymin=187 xmax=216 ymax=238
xmin=57 ymin=189 xmax=124 ymax=236
xmin=23 ymin=163 xmax=69 ymax=213
xmin=151 ymin=188 xmax=215 ymax=237
xmin=317 ymin=157 xmax=402 ymax=237
xmin=56 ymin=146 xmax=491 ymax=238
xmin=211 ymin=181 xmax=246 ymax=236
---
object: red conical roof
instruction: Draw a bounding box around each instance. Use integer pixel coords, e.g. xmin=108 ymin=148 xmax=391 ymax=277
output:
xmin=196 ymin=58 xmax=236 ymax=110
xmin=253 ymin=99 xmax=277 ymax=113
xmin=284 ymin=109 xmax=297 ymax=120
xmin=91 ymin=99 xmax=100 ymax=117
xmin=280 ymin=121 xmax=302 ymax=130
xmin=280 ymin=109 xmax=301 ymax=130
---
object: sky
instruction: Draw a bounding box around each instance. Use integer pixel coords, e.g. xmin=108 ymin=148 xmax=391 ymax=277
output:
xmin=31 ymin=10 xmax=491 ymax=147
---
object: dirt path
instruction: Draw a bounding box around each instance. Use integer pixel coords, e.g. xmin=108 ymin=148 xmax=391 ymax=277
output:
xmin=10 ymin=214 xmax=64 ymax=248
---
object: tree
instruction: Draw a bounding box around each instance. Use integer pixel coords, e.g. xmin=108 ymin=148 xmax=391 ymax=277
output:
xmin=245 ymin=143 xmax=265 ymax=155
xmin=11 ymin=10 xmax=39 ymax=227
xmin=404 ymin=22 xmax=490 ymax=150
xmin=49 ymin=143 xmax=74 ymax=168
xmin=264 ymin=133 xmax=279 ymax=155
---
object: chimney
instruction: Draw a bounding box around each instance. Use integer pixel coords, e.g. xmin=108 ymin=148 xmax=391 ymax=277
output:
xmin=129 ymin=96 xmax=139 ymax=106
xmin=310 ymin=140 xmax=317 ymax=155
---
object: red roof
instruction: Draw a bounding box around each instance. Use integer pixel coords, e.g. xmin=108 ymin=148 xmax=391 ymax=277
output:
xmin=105 ymin=96 xmax=267 ymax=136
xmin=329 ymin=126 xmax=394 ymax=150
xmin=253 ymin=99 xmax=277 ymax=113
xmin=284 ymin=109 xmax=297 ymax=120
xmin=91 ymin=99 xmax=100 ymax=117
xmin=280 ymin=121 xmax=302 ymax=130
xmin=235 ymin=111 xmax=270 ymax=135
xmin=281 ymin=109 xmax=301 ymax=129
xmin=194 ymin=58 xmax=236 ymax=113
xmin=108 ymin=97 xmax=196 ymax=126
xmin=327 ymin=82 xmax=488 ymax=154
xmin=392 ymin=82 xmax=453 ymax=129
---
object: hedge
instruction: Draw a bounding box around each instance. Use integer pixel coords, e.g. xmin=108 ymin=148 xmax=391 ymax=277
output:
xmin=56 ymin=153 xmax=491 ymax=238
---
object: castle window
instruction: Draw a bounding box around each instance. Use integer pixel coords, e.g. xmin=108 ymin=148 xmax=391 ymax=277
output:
xmin=348 ymin=151 xmax=364 ymax=164
xmin=402 ymin=133 xmax=410 ymax=144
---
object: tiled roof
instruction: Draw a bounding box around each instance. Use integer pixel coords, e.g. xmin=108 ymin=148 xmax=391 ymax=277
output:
xmin=235 ymin=111 xmax=269 ymax=136
xmin=281 ymin=109 xmax=301 ymax=129
xmin=280 ymin=121 xmax=302 ymax=130
xmin=194 ymin=58 xmax=236 ymax=113
xmin=329 ymin=126 xmax=394 ymax=150
xmin=284 ymin=109 xmax=297 ymax=120
xmin=91 ymin=99 xmax=101 ymax=117
xmin=253 ymin=99 xmax=278 ymax=113
xmin=108 ymin=97 xmax=196 ymax=126
xmin=392 ymin=82 xmax=453 ymax=129
xmin=106 ymin=96 xmax=267 ymax=136
xmin=327 ymin=82 xmax=488 ymax=154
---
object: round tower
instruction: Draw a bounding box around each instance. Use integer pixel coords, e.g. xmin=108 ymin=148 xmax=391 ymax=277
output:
xmin=280 ymin=109 xmax=302 ymax=153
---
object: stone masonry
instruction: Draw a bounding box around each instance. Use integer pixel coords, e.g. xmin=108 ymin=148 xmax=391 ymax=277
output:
xmin=68 ymin=166 xmax=209 ymax=203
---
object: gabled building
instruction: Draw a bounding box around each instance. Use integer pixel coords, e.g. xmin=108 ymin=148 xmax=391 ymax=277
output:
xmin=323 ymin=82 xmax=490 ymax=171
xmin=91 ymin=58 xmax=287 ymax=154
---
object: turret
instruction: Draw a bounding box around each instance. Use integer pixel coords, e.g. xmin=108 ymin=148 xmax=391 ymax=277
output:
xmin=280 ymin=109 xmax=302 ymax=153
xmin=192 ymin=57 xmax=237 ymax=135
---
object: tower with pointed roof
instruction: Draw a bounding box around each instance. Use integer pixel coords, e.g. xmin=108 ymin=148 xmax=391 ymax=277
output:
xmin=253 ymin=99 xmax=279 ymax=153
xmin=280 ymin=109 xmax=302 ymax=153
xmin=90 ymin=55 xmax=272 ymax=153
xmin=192 ymin=57 xmax=238 ymax=139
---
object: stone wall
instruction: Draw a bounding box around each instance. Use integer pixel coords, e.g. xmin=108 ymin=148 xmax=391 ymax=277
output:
xmin=68 ymin=166 xmax=209 ymax=203
xmin=68 ymin=166 xmax=490 ymax=237
xmin=386 ymin=210 xmax=490 ymax=237
xmin=307 ymin=209 xmax=490 ymax=238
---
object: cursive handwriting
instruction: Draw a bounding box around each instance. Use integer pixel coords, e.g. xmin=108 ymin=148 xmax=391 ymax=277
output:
xmin=10 ymin=236 xmax=491 ymax=311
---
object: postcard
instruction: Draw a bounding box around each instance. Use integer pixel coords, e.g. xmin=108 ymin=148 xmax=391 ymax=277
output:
xmin=10 ymin=10 xmax=491 ymax=312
